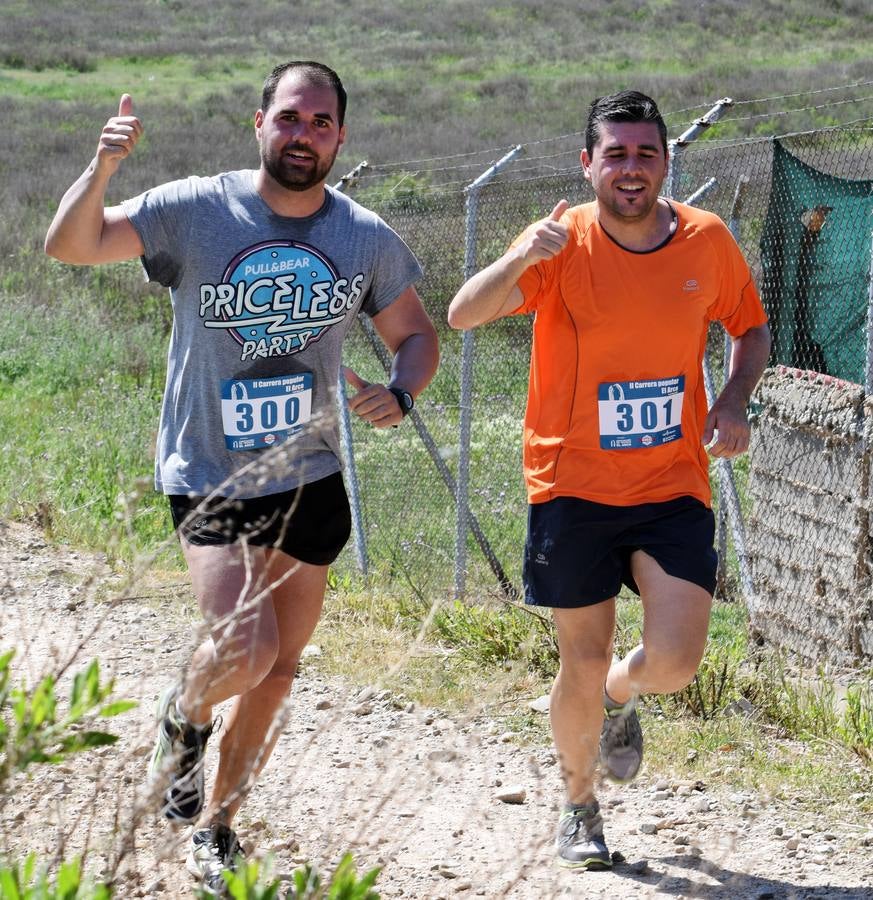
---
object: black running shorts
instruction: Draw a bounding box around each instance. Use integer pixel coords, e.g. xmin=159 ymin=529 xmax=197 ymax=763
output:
xmin=523 ymin=495 xmax=717 ymax=608
xmin=168 ymin=471 xmax=352 ymax=566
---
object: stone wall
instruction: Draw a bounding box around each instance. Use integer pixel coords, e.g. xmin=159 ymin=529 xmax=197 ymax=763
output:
xmin=747 ymin=366 xmax=873 ymax=666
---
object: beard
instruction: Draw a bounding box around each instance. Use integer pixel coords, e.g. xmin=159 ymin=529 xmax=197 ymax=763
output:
xmin=261 ymin=142 xmax=339 ymax=192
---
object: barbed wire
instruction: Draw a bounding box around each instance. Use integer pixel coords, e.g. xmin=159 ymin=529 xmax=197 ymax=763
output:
xmin=718 ymin=94 xmax=873 ymax=124
xmin=355 ymin=115 xmax=873 ymax=198
xmin=687 ymin=117 xmax=873 ymax=150
xmin=365 ymin=79 xmax=873 ymax=176
xmin=357 ymin=146 xmax=582 ymax=181
xmin=663 ymin=78 xmax=873 ymax=118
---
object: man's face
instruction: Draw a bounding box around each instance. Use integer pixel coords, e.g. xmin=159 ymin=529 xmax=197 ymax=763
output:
xmin=581 ymin=121 xmax=668 ymax=223
xmin=255 ymin=72 xmax=346 ymax=192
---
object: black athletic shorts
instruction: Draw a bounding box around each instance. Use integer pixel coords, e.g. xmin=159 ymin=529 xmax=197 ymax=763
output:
xmin=168 ymin=471 xmax=352 ymax=566
xmin=523 ymin=494 xmax=717 ymax=608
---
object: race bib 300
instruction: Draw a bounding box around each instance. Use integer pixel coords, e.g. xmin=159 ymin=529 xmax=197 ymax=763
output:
xmin=221 ymin=373 xmax=313 ymax=451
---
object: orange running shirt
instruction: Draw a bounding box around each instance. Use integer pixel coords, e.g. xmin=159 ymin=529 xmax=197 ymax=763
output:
xmin=512 ymin=201 xmax=767 ymax=507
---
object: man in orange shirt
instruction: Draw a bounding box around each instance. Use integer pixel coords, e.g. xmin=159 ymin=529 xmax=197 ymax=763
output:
xmin=448 ymin=91 xmax=770 ymax=869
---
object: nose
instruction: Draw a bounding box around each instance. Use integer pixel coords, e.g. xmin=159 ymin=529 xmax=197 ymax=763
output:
xmin=621 ymin=155 xmax=644 ymax=176
xmin=290 ymin=123 xmax=313 ymax=145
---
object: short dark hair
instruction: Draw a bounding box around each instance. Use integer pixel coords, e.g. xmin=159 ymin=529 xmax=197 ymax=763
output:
xmin=261 ymin=61 xmax=347 ymax=126
xmin=585 ymin=90 xmax=667 ymax=156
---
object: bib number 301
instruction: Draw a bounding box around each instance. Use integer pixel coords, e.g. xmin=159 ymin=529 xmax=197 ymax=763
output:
xmin=598 ymin=376 xmax=684 ymax=450
xmin=221 ymin=373 xmax=313 ymax=450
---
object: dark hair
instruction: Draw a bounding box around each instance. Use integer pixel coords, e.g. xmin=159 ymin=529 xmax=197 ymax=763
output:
xmin=585 ymin=90 xmax=667 ymax=156
xmin=261 ymin=61 xmax=347 ymax=126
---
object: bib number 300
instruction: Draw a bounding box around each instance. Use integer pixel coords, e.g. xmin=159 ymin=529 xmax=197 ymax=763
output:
xmin=221 ymin=373 xmax=313 ymax=450
xmin=598 ymin=376 xmax=685 ymax=450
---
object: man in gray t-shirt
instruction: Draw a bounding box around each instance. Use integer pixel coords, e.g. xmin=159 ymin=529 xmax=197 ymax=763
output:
xmin=46 ymin=61 xmax=438 ymax=893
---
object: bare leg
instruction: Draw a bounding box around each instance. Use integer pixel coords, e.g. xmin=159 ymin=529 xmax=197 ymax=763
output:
xmin=550 ymin=602 xmax=615 ymax=804
xmin=177 ymin=539 xmax=281 ymax=727
xmin=199 ymin=550 xmax=328 ymax=826
xmin=605 ymin=550 xmax=712 ymax=705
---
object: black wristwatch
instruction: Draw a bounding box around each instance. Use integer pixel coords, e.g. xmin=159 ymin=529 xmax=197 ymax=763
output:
xmin=388 ymin=386 xmax=414 ymax=418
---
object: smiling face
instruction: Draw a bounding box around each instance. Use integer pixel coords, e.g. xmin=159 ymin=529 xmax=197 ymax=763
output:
xmin=581 ymin=120 xmax=669 ymax=228
xmin=255 ymin=71 xmax=346 ymax=193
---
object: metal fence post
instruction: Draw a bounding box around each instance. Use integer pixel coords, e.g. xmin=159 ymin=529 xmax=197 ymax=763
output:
xmin=685 ymin=176 xmax=757 ymax=607
xmin=715 ymin=175 xmax=749 ymax=596
xmin=333 ymin=161 xmax=370 ymax=573
xmin=455 ymin=146 xmax=523 ymax=599
xmin=337 ymin=369 xmax=368 ymax=574
xmin=667 ymin=98 xmax=734 ymax=199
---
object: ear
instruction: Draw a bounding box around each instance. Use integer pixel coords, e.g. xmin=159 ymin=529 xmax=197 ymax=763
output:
xmin=580 ymin=148 xmax=592 ymax=180
xmin=338 ymin=123 xmax=347 ymax=149
xmin=254 ymin=108 xmax=264 ymax=139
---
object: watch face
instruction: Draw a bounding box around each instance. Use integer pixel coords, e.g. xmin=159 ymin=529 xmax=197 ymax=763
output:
xmin=391 ymin=387 xmax=414 ymax=415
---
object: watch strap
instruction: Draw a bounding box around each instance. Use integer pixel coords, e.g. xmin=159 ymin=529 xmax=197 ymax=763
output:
xmin=388 ymin=386 xmax=414 ymax=417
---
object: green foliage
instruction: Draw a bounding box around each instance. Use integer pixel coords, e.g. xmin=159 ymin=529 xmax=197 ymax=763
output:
xmin=0 ymin=295 xmax=173 ymax=559
xmin=432 ymin=599 xmax=557 ymax=677
xmin=0 ymin=652 xmax=136 ymax=786
xmin=747 ymin=659 xmax=873 ymax=762
xmin=189 ymin=854 xmax=380 ymax=900
xmin=287 ymin=854 xmax=380 ymax=900
xmin=193 ymin=858 xmax=281 ymax=900
xmin=0 ymin=654 xmax=134 ymax=898
xmin=841 ymin=682 xmax=873 ymax=761
xmin=0 ymin=854 xmax=111 ymax=900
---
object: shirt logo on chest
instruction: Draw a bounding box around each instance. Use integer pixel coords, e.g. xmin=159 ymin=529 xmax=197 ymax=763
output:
xmin=682 ymin=278 xmax=700 ymax=292
xmin=197 ymin=240 xmax=365 ymax=361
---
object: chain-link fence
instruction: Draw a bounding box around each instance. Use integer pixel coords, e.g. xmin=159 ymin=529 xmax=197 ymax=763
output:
xmin=332 ymin=119 xmax=873 ymax=663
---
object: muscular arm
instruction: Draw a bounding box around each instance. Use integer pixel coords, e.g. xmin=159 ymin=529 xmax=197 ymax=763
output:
xmin=44 ymin=94 xmax=144 ymax=265
xmin=703 ymin=322 xmax=771 ymax=458
xmin=344 ymin=286 xmax=439 ymax=428
xmin=447 ymin=199 xmax=569 ymax=330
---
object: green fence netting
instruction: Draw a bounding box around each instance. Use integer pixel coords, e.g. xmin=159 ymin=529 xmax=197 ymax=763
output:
xmin=759 ymin=139 xmax=873 ymax=385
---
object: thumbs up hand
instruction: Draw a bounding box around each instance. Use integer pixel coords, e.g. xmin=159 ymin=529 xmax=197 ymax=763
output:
xmin=95 ymin=93 xmax=143 ymax=175
xmin=517 ymin=199 xmax=570 ymax=264
xmin=343 ymin=367 xmax=404 ymax=428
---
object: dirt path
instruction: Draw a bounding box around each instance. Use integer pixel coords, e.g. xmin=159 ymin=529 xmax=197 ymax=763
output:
xmin=1 ymin=519 xmax=871 ymax=899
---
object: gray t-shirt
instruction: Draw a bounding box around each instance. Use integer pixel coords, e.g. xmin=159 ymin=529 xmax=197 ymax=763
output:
xmin=122 ymin=171 xmax=422 ymax=499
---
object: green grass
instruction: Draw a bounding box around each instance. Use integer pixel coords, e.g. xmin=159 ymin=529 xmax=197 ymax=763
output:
xmin=0 ymin=294 xmax=172 ymax=560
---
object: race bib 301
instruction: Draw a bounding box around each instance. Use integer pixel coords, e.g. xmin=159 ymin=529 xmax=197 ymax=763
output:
xmin=598 ymin=376 xmax=685 ymax=450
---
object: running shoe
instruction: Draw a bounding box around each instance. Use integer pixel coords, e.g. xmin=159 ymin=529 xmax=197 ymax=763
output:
xmin=599 ymin=695 xmax=643 ymax=783
xmin=147 ymin=685 xmax=215 ymax=822
xmin=555 ymin=801 xmax=612 ymax=869
xmin=186 ymin=823 xmax=244 ymax=897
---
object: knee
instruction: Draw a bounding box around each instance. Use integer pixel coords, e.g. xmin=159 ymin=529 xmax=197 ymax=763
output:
xmin=217 ymin=631 xmax=280 ymax=692
xmin=557 ymin=645 xmax=612 ymax=696
xmin=640 ymin=643 xmax=703 ymax=694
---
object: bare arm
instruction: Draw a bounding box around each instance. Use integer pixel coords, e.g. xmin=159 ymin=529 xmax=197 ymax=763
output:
xmin=447 ymin=199 xmax=569 ymax=330
xmin=703 ymin=322 xmax=771 ymax=458
xmin=44 ymin=94 xmax=145 ymax=265
xmin=344 ymin=286 xmax=439 ymax=428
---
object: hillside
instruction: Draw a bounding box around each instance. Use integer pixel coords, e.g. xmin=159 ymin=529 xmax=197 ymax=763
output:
xmin=1 ymin=0 xmax=871 ymax=172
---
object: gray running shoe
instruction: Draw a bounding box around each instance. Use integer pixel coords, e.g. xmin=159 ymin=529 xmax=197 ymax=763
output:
xmin=555 ymin=801 xmax=612 ymax=869
xmin=599 ymin=696 xmax=643 ymax=782
xmin=186 ymin=823 xmax=244 ymax=897
xmin=147 ymin=685 xmax=215 ymax=822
